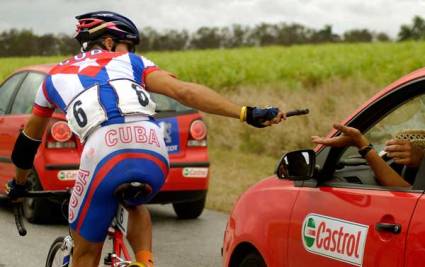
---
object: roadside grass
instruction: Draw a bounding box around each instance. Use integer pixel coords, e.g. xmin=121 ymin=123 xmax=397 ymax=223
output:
xmin=1 ymin=42 xmax=424 ymax=212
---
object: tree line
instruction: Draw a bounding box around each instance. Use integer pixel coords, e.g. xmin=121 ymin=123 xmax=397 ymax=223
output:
xmin=1 ymin=15 xmax=424 ymax=57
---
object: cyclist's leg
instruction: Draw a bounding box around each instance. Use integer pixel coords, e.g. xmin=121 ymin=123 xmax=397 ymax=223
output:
xmin=70 ymin=229 xmax=103 ymax=267
xmin=69 ymin=121 xmax=168 ymax=266
xmin=127 ymin=205 xmax=154 ymax=265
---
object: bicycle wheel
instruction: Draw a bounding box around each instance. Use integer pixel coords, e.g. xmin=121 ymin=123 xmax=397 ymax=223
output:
xmin=45 ymin=236 xmax=72 ymax=267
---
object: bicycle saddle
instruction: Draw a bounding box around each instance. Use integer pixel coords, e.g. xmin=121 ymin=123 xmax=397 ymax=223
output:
xmin=114 ymin=182 xmax=153 ymax=207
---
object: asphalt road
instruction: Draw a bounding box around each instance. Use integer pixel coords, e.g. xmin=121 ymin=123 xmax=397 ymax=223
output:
xmin=0 ymin=202 xmax=228 ymax=267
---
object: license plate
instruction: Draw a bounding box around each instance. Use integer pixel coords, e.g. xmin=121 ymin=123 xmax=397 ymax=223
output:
xmin=57 ymin=170 xmax=79 ymax=180
xmin=182 ymin=167 xmax=209 ymax=178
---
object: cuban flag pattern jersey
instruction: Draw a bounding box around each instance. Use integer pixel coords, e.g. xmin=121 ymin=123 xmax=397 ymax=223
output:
xmin=32 ymin=49 xmax=170 ymax=242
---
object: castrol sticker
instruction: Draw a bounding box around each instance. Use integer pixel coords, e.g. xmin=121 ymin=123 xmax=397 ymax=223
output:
xmin=302 ymin=214 xmax=368 ymax=266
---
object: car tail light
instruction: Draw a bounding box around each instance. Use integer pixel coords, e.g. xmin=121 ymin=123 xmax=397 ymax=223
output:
xmin=188 ymin=119 xmax=207 ymax=147
xmin=47 ymin=121 xmax=76 ymax=149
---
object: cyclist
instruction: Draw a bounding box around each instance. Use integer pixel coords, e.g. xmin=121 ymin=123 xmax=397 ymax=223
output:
xmin=6 ymin=11 xmax=285 ymax=267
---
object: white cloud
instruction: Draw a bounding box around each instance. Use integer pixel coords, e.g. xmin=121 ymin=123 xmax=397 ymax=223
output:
xmin=0 ymin=0 xmax=424 ymax=37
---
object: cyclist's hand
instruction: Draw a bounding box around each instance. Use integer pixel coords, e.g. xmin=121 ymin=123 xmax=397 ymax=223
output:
xmin=246 ymin=106 xmax=285 ymax=128
xmin=5 ymin=179 xmax=29 ymax=201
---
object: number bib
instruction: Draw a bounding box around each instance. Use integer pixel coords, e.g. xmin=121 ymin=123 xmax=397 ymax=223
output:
xmin=66 ymin=79 xmax=156 ymax=141
xmin=109 ymin=79 xmax=156 ymax=116
xmin=66 ymin=85 xmax=107 ymax=141
xmin=116 ymin=204 xmax=129 ymax=236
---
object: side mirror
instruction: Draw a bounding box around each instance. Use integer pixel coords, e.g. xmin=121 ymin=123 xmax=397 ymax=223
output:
xmin=275 ymin=149 xmax=316 ymax=180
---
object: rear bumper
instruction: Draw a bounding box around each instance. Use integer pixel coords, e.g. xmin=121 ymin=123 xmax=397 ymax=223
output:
xmin=38 ymin=161 xmax=210 ymax=195
xmin=150 ymin=190 xmax=207 ymax=204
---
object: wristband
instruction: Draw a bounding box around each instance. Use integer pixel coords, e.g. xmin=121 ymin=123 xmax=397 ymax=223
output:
xmin=358 ymin=143 xmax=374 ymax=158
xmin=11 ymin=131 xmax=41 ymax=170
xmin=240 ymin=106 xmax=247 ymax=122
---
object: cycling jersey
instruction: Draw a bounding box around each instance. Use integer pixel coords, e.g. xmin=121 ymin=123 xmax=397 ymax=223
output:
xmin=32 ymin=49 xmax=170 ymax=242
xmin=32 ymin=49 xmax=159 ymax=140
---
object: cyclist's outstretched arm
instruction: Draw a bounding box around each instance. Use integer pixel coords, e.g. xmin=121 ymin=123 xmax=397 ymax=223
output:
xmin=13 ymin=114 xmax=50 ymax=184
xmin=145 ymin=70 xmax=285 ymax=125
xmin=146 ymin=70 xmax=241 ymax=118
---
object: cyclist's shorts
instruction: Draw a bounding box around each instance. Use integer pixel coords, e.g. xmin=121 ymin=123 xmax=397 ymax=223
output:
xmin=68 ymin=119 xmax=169 ymax=242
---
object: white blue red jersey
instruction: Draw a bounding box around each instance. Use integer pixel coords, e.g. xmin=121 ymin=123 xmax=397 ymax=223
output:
xmin=32 ymin=49 xmax=159 ymax=123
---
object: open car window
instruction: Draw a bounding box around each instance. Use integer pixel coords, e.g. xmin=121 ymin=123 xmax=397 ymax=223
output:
xmin=330 ymin=93 xmax=425 ymax=188
xmin=342 ymin=94 xmax=425 ymax=161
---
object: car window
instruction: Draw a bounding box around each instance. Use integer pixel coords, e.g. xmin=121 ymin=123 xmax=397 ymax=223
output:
xmin=331 ymin=93 xmax=425 ymax=187
xmin=151 ymin=92 xmax=192 ymax=112
xmin=11 ymin=72 xmax=46 ymax=114
xmin=342 ymin=94 xmax=425 ymax=160
xmin=0 ymin=72 xmax=27 ymax=114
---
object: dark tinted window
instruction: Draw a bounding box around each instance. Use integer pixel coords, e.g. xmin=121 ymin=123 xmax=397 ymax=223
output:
xmin=151 ymin=93 xmax=192 ymax=112
xmin=11 ymin=72 xmax=46 ymax=114
xmin=0 ymin=72 xmax=27 ymax=114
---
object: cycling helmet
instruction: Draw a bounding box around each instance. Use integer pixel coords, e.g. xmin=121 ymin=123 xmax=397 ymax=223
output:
xmin=74 ymin=11 xmax=139 ymax=51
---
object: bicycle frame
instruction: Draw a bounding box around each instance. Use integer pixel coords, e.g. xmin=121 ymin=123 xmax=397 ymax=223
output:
xmin=108 ymin=205 xmax=132 ymax=266
xmin=12 ymin=191 xmax=136 ymax=267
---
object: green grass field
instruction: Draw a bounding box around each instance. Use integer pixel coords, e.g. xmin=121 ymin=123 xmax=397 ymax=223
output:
xmin=1 ymin=41 xmax=425 ymax=212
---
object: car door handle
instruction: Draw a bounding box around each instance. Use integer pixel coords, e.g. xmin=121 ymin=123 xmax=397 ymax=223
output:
xmin=375 ymin=223 xmax=401 ymax=234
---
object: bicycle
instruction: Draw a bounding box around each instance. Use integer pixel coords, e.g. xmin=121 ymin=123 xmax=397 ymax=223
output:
xmin=12 ymin=182 xmax=152 ymax=267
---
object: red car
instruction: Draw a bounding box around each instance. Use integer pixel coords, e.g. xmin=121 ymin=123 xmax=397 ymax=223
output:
xmin=223 ymin=68 xmax=425 ymax=267
xmin=0 ymin=64 xmax=209 ymax=222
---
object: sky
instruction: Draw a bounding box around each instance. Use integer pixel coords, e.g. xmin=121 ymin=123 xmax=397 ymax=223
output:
xmin=1 ymin=0 xmax=425 ymax=38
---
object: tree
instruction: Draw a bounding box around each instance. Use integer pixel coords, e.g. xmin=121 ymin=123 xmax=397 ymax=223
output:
xmin=343 ymin=29 xmax=373 ymax=43
xmin=398 ymin=15 xmax=425 ymax=41
xmin=375 ymin=32 xmax=391 ymax=42
xmin=190 ymin=27 xmax=222 ymax=49
xmin=310 ymin=25 xmax=339 ymax=43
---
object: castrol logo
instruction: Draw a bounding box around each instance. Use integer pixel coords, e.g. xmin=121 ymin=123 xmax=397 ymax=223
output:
xmin=302 ymin=214 xmax=368 ymax=266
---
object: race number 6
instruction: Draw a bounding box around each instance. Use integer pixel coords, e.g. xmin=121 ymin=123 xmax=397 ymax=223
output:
xmin=73 ymin=100 xmax=88 ymax=127
xmin=131 ymin=83 xmax=149 ymax=107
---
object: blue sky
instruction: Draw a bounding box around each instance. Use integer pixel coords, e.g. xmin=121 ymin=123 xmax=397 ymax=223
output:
xmin=1 ymin=0 xmax=424 ymax=37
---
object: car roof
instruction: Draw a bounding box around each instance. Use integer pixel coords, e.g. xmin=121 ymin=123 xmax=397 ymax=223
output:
xmin=14 ymin=64 xmax=54 ymax=74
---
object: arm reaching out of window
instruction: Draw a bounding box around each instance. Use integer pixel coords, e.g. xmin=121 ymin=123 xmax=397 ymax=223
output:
xmin=312 ymin=124 xmax=411 ymax=187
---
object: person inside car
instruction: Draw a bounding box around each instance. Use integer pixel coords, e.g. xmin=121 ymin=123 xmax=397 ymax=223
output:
xmin=312 ymin=124 xmax=415 ymax=187
xmin=5 ymin=11 xmax=285 ymax=267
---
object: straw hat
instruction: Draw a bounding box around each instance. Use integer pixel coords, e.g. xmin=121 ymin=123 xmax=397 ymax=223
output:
xmin=394 ymin=129 xmax=425 ymax=148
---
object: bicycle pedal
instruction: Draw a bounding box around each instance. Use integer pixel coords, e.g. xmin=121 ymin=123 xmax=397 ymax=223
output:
xmin=103 ymin=253 xmax=112 ymax=265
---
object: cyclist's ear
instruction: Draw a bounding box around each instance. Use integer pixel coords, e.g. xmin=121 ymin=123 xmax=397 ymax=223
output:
xmin=102 ymin=37 xmax=115 ymax=52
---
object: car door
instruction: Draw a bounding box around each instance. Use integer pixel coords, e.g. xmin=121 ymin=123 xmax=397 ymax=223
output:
xmin=0 ymin=72 xmax=28 ymax=184
xmin=287 ymin=78 xmax=425 ymax=267
xmin=0 ymin=71 xmax=45 ymax=190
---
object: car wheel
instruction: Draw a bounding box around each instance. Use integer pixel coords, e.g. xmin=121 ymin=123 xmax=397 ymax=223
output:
xmin=23 ymin=171 xmax=55 ymax=223
xmin=239 ymin=253 xmax=266 ymax=267
xmin=172 ymin=196 xmax=206 ymax=219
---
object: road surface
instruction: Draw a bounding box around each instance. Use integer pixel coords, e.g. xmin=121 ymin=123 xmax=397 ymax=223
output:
xmin=0 ymin=202 xmax=228 ymax=267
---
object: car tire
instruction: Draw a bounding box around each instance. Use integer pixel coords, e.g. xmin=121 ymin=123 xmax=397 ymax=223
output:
xmin=172 ymin=196 xmax=206 ymax=219
xmin=23 ymin=171 xmax=55 ymax=223
xmin=239 ymin=253 xmax=266 ymax=267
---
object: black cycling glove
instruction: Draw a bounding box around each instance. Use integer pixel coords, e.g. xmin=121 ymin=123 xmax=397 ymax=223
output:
xmin=246 ymin=106 xmax=280 ymax=128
